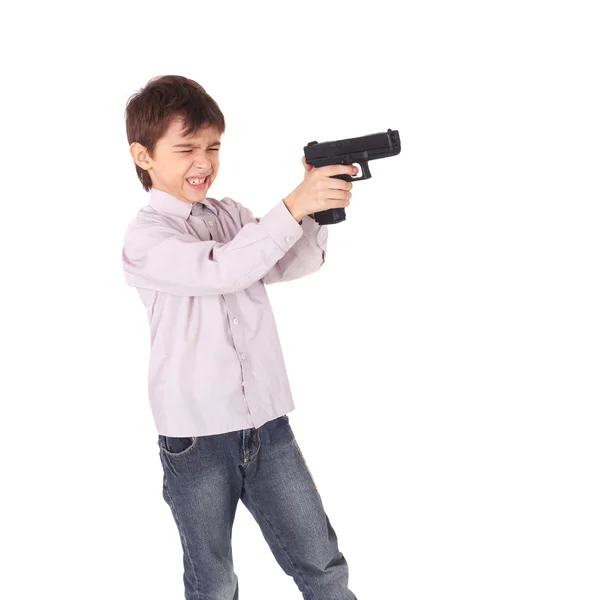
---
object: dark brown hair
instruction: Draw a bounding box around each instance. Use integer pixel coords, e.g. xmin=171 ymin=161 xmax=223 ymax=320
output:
xmin=125 ymin=75 xmax=226 ymax=192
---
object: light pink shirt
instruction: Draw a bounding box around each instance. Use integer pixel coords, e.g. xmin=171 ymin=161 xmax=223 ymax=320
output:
xmin=121 ymin=187 xmax=328 ymax=437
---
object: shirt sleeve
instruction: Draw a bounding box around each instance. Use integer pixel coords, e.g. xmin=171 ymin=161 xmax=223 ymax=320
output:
xmin=234 ymin=202 xmax=329 ymax=285
xmin=121 ymin=199 xmax=305 ymax=296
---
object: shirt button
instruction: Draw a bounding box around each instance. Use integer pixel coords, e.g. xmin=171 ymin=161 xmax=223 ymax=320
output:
xmin=233 ymin=317 xmax=239 ymax=325
xmin=241 ymin=353 xmax=247 ymax=360
xmin=286 ymin=235 xmax=293 ymax=242
xmin=208 ymin=220 xmax=214 ymax=227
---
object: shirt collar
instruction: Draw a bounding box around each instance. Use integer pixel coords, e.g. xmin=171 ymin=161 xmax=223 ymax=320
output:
xmin=149 ymin=187 xmax=215 ymax=219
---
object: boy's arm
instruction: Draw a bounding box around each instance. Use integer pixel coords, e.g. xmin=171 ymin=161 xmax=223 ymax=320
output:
xmin=121 ymin=198 xmax=304 ymax=297
xmin=234 ymin=201 xmax=328 ymax=285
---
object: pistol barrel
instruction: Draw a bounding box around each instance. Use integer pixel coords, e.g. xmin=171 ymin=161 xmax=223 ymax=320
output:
xmin=304 ymin=128 xmax=400 ymax=163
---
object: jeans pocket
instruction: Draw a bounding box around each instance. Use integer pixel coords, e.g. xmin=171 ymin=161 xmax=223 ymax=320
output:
xmin=159 ymin=435 xmax=198 ymax=458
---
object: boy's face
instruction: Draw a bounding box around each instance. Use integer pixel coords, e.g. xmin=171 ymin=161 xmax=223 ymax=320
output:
xmin=130 ymin=117 xmax=221 ymax=203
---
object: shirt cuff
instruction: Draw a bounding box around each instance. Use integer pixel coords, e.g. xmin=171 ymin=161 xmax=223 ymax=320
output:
xmin=258 ymin=200 xmax=304 ymax=252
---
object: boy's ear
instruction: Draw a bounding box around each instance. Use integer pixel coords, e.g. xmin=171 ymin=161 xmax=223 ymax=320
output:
xmin=130 ymin=141 xmax=151 ymax=170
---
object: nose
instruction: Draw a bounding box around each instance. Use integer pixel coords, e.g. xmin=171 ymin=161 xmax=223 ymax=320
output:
xmin=194 ymin=158 xmax=211 ymax=170
xmin=193 ymin=152 xmax=212 ymax=165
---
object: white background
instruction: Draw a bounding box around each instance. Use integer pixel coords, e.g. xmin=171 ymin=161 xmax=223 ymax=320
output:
xmin=2 ymin=1 xmax=599 ymax=599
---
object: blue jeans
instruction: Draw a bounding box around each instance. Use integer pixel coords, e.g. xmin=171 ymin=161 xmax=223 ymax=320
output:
xmin=158 ymin=414 xmax=358 ymax=600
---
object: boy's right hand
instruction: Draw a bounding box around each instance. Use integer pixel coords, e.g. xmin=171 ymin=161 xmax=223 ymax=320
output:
xmin=283 ymin=160 xmax=357 ymax=221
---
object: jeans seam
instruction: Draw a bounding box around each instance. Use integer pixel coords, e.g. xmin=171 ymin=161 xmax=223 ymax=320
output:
xmin=244 ymin=492 xmax=314 ymax=600
xmin=163 ymin=477 xmax=200 ymax=600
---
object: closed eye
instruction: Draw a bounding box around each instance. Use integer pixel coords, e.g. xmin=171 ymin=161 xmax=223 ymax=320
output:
xmin=180 ymin=149 xmax=220 ymax=153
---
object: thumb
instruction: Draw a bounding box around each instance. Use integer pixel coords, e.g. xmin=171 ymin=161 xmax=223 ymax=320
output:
xmin=302 ymin=156 xmax=314 ymax=172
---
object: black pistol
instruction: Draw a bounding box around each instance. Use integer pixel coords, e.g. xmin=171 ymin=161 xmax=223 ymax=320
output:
xmin=303 ymin=128 xmax=401 ymax=225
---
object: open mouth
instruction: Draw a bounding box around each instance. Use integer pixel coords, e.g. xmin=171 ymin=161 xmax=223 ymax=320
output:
xmin=186 ymin=176 xmax=208 ymax=189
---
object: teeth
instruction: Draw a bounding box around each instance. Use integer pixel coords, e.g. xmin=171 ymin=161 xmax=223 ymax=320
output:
xmin=188 ymin=177 xmax=206 ymax=185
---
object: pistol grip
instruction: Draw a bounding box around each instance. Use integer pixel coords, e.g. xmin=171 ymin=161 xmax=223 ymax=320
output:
xmin=313 ymin=207 xmax=346 ymax=225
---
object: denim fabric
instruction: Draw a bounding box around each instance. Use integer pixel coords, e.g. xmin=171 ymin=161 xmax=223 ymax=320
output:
xmin=158 ymin=415 xmax=358 ymax=600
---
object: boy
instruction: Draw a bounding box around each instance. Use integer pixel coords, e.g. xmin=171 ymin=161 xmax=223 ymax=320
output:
xmin=122 ymin=75 xmax=358 ymax=600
